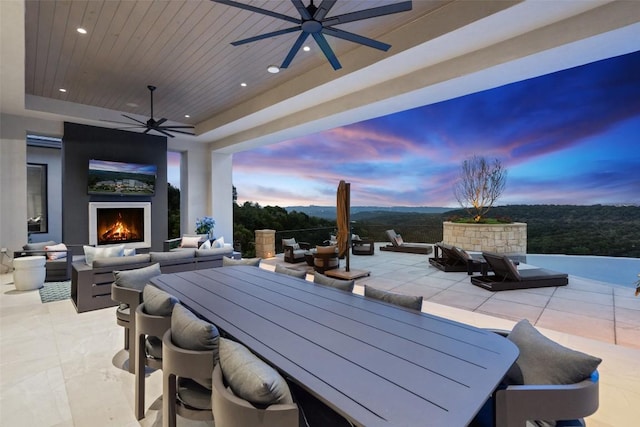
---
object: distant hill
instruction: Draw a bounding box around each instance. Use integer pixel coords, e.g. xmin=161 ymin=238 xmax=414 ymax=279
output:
xmin=285 ymin=205 xmax=453 ymax=220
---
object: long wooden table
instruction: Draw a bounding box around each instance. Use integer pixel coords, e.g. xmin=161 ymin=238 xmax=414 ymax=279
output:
xmin=151 ymin=266 xmax=518 ymax=427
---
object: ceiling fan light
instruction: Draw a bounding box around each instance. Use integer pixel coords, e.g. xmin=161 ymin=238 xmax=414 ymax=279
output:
xmin=267 ymin=65 xmax=280 ymax=74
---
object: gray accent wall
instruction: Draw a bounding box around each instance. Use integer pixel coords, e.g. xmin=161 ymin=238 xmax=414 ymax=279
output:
xmin=62 ymin=122 xmax=168 ymax=251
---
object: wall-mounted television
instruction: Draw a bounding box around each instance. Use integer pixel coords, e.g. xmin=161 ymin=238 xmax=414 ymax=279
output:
xmin=88 ymin=159 xmax=157 ymax=196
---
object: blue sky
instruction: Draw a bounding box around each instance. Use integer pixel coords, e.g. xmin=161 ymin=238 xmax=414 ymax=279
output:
xmin=173 ymin=50 xmax=640 ymax=207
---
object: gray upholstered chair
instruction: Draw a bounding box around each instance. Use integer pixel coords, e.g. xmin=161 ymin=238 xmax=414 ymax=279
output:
xmin=274 ymin=263 xmax=307 ymax=279
xmin=473 ymin=321 xmax=601 ymax=427
xmin=162 ymin=304 xmax=219 ymax=427
xmin=211 ymin=364 xmax=300 ymax=427
xmin=313 ymin=272 xmax=354 ymax=292
xmin=133 ymin=285 xmax=178 ymax=420
xmin=282 ymin=238 xmax=311 ymax=263
xmin=111 ymin=263 xmax=162 ymax=373
xmin=363 ymin=285 xmax=423 ymax=311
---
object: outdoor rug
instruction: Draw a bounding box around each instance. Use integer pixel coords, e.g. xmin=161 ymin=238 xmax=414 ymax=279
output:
xmin=39 ymin=281 xmax=71 ymax=304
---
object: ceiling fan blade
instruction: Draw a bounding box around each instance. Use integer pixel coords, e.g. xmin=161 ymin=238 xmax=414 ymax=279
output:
xmin=322 ymin=27 xmax=391 ymax=51
xmin=231 ymin=26 xmax=301 ymax=46
xmin=313 ymin=0 xmax=337 ymax=21
xmin=291 ymin=0 xmax=311 ymax=20
xmin=280 ymin=31 xmax=310 ymax=69
xmin=122 ymin=114 xmax=148 ymax=126
xmin=155 ymin=118 xmax=168 ymax=126
xmin=150 ymin=127 xmax=175 ymax=138
xmin=312 ymin=32 xmax=342 ymax=70
xmin=213 ymin=0 xmax=301 ymax=25
xmin=323 ymin=1 xmax=412 ymax=26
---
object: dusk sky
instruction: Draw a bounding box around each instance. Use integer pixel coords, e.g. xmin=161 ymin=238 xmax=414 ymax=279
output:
xmin=171 ymin=50 xmax=640 ymax=208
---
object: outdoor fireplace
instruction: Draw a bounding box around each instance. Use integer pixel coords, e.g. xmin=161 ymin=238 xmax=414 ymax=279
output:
xmin=89 ymin=202 xmax=151 ymax=248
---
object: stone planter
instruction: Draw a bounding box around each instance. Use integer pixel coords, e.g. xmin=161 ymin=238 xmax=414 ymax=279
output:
xmin=442 ymin=221 xmax=527 ymax=254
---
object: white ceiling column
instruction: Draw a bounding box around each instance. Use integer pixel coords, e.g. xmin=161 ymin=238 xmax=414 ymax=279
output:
xmin=211 ymin=152 xmax=233 ymax=245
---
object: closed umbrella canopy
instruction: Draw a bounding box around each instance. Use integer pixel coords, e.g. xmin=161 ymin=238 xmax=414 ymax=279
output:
xmin=336 ymin=180 xmax=349 ymax=259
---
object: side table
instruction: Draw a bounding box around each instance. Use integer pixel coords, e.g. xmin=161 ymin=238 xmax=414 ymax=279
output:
xmin=13 ymin=255 xmax=46 ymax=290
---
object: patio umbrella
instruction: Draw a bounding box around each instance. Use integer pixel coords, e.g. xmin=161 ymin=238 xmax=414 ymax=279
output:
xmin=336 ymin=180 xmax=351 ymax=268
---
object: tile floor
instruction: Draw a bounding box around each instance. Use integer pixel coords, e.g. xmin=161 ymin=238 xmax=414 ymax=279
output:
xmin=1 ymin=246 xmax=638 ymax=426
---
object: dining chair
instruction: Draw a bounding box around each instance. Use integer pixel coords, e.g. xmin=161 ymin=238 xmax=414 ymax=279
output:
xmin=363 ymin=285 xmax=423 ymax=311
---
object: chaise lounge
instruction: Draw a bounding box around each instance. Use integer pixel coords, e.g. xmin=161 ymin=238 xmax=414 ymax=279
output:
xmin=380 ymin=229 xmax=433 ymax=255
xmin=470 ymin=252 xmax=568 ymax=291
xmin=429 ymin=242 xmax=485 ymax=274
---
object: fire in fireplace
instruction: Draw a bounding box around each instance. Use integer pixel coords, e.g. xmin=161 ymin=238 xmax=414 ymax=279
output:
xmin=97 ymin=208 xmax=143 ymax=245
xmin=89 ymin=202 xmax=151 ymax=248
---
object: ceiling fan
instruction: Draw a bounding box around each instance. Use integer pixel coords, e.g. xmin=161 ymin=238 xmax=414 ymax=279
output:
xmin=213 ymin=0 xmax=412 ymax=70
xmin=117 ymin=85 xmax=195 ymax=138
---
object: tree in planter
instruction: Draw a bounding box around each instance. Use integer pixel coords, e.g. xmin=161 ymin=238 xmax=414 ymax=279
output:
xmin=453 ymin=155 xmax=507 ymax=222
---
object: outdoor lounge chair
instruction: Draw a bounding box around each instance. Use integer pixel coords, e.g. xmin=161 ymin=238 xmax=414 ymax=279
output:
xmin=379 ymin=229 xmax=432 ymax=255
xmin=470 ymin=252 xmax=568 ymax=291
xmin=429 ymin=242 xmax=485 ymax=274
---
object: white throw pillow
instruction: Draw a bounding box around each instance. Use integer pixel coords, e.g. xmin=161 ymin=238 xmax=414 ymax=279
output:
xmin=212 ymin=236 xmax=225 ymax=248
xmin=199 ymin=239 xmax=212 ymax=250
xmin=180 ymin=235 xmax=201 ymax=248
xmin=124 ymin=248 xmax=136 ymax=256
xmin=83 ymin=244 xmax=125 ymax=266
xmin=44 ymin=243 xmax=68 ymax=260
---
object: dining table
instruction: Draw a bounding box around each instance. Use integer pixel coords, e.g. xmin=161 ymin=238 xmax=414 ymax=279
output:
xmin=150 ymin=265 xmax=519 ymax=427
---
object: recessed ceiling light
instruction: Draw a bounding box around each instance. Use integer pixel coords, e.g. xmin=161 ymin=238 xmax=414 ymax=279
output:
xmin=184 ymin=114 xmax=190 ymax=118
xmin=77 ymin=28 xmax=87 ymax=34
xmin=59 ymin=88 xmax=67 ymax=93
xmin=267 ymin=65 xmax=280 ymax=74
xmin=303 ymin=46 xmax=311 ymax=52
xmin=240 ymin=82 xmax=247 ymax=87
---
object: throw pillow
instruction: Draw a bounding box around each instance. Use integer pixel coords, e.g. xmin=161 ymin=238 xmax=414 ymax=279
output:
xmin=506 ymin=319 xmax=602 ymax=385
xmin=143 ymin=285 xmax=179 ymax=316
xmin=83 ymin=244 xmax=125 ymax=265
xmin=180 ymin=235 xmax=202 ymax=248
xmin=274 ymin=264 xmax=307 ymax=279
xmin=171 ymin=304 xmax=220 ymax=353
xmin=212 ymin=236 xmax=225 ymax=248
xmin=44 ymin=243 xmax=68 ymax=260
xmin=219 ymin=337 xmax=294 ymax=405
xmin=124 ymin=248 xmax=136 ymax=256
xmin=114 ymin=263 xmax=161 ymax=291
xmin=282 ymin=238 xmax=297 ymax=248
xmin=364 ymin=286 xmax=423 ymax=311
xmin=199 ymin=239 xmax=212 ymax=250
xmin=313 ymin=273 xmax=354 ymax=292
xmin=222 ymin=256 xmax=261 ymax=267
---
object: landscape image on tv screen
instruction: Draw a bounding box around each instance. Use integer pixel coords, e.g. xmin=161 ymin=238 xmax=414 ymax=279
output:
xmin=88 ymin=159 xmax=157 ymax=195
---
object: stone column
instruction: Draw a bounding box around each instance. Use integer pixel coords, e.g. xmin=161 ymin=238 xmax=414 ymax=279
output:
xmin=255 ymin=229 xmax=276 ymax=259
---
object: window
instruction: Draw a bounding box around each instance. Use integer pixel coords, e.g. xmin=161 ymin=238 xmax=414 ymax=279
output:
xmin=27 ymin=163 xmax=48 ymax=233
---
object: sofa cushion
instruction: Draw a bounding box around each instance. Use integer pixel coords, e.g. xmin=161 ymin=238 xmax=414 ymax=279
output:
xmin=274 ymin=264 xmax=307 ymax=279
xmin=83 ymin=244 xmax=125 ymax=266
xmin=506 ymin=319 xmax=602 ymax=385
xmin=143 ymin=285 xmax=179 ymax=316
xmin=149 ymin=250 xmax=195 ymax=263
xmin=219 ymin=337 xmax=293 ymax=406
xmin=195 ymin=247 xmax=233 ymax=257
xmin=364 ymin=286 xmax=423 ymax=310
xmin=113 ymin=263 xmax=161 ymax=291
xmin=24 ymin=240 xmax=57 ymax=256
xmin=222 ymin=256 xmax=261 ymax=267
xmin=313 ymin=273 xmax=354 ymax=292
xmin=92 ymin=253 xmax=150 ymax=268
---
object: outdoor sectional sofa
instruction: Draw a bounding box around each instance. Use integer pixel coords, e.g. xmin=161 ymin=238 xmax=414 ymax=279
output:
xmin=71 ymin=247 xmax=239 ymax=313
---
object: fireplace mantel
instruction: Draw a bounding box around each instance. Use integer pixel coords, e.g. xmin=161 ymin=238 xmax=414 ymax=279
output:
xmin=88 ymin=202 xmax=151 ymax=248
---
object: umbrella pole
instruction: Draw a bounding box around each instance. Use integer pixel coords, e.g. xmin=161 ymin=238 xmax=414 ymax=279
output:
xmin=346 ymin=183 xmax=351 ymax=272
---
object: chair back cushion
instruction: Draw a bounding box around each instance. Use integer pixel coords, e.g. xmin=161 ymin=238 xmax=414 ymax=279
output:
xmin=113 ymin=263 xmax=161 ymax=291
xmin=23 ymin=240 xmax=57 ymax=256
xmin=223 ymin=256 xmax=261 ymax=267
xmin=143 ymin=285 xmax=179 ymax=316
xmin=385 ymin=230 xmax=398 ymax=246
xmin=171 ymin=304 xmax=220 ymax=354
xmin=482 ymin=252 xmax=521 ymax=280
xmin=506 ymin=319 xmax=602 ymax=385
xmin=274 ymin=264 xmax=307 ymax=279
xmin=313 ymin=273 xmax=354 ymax=292
xmin=364 ymin=286 xmax=423 ymax=311
xmin=219 ymin=338 xmax=294 ymax=406
xmin=315 ymin=245 xmax=336 ymax=254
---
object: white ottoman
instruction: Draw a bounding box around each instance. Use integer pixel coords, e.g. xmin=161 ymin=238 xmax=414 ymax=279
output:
xmin=13 ymin=256 xmax=46 ymax=291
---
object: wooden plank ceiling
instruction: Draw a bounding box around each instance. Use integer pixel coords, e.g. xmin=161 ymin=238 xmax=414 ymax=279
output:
xmin=24 ymin=0 xmax=444 ymax=126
